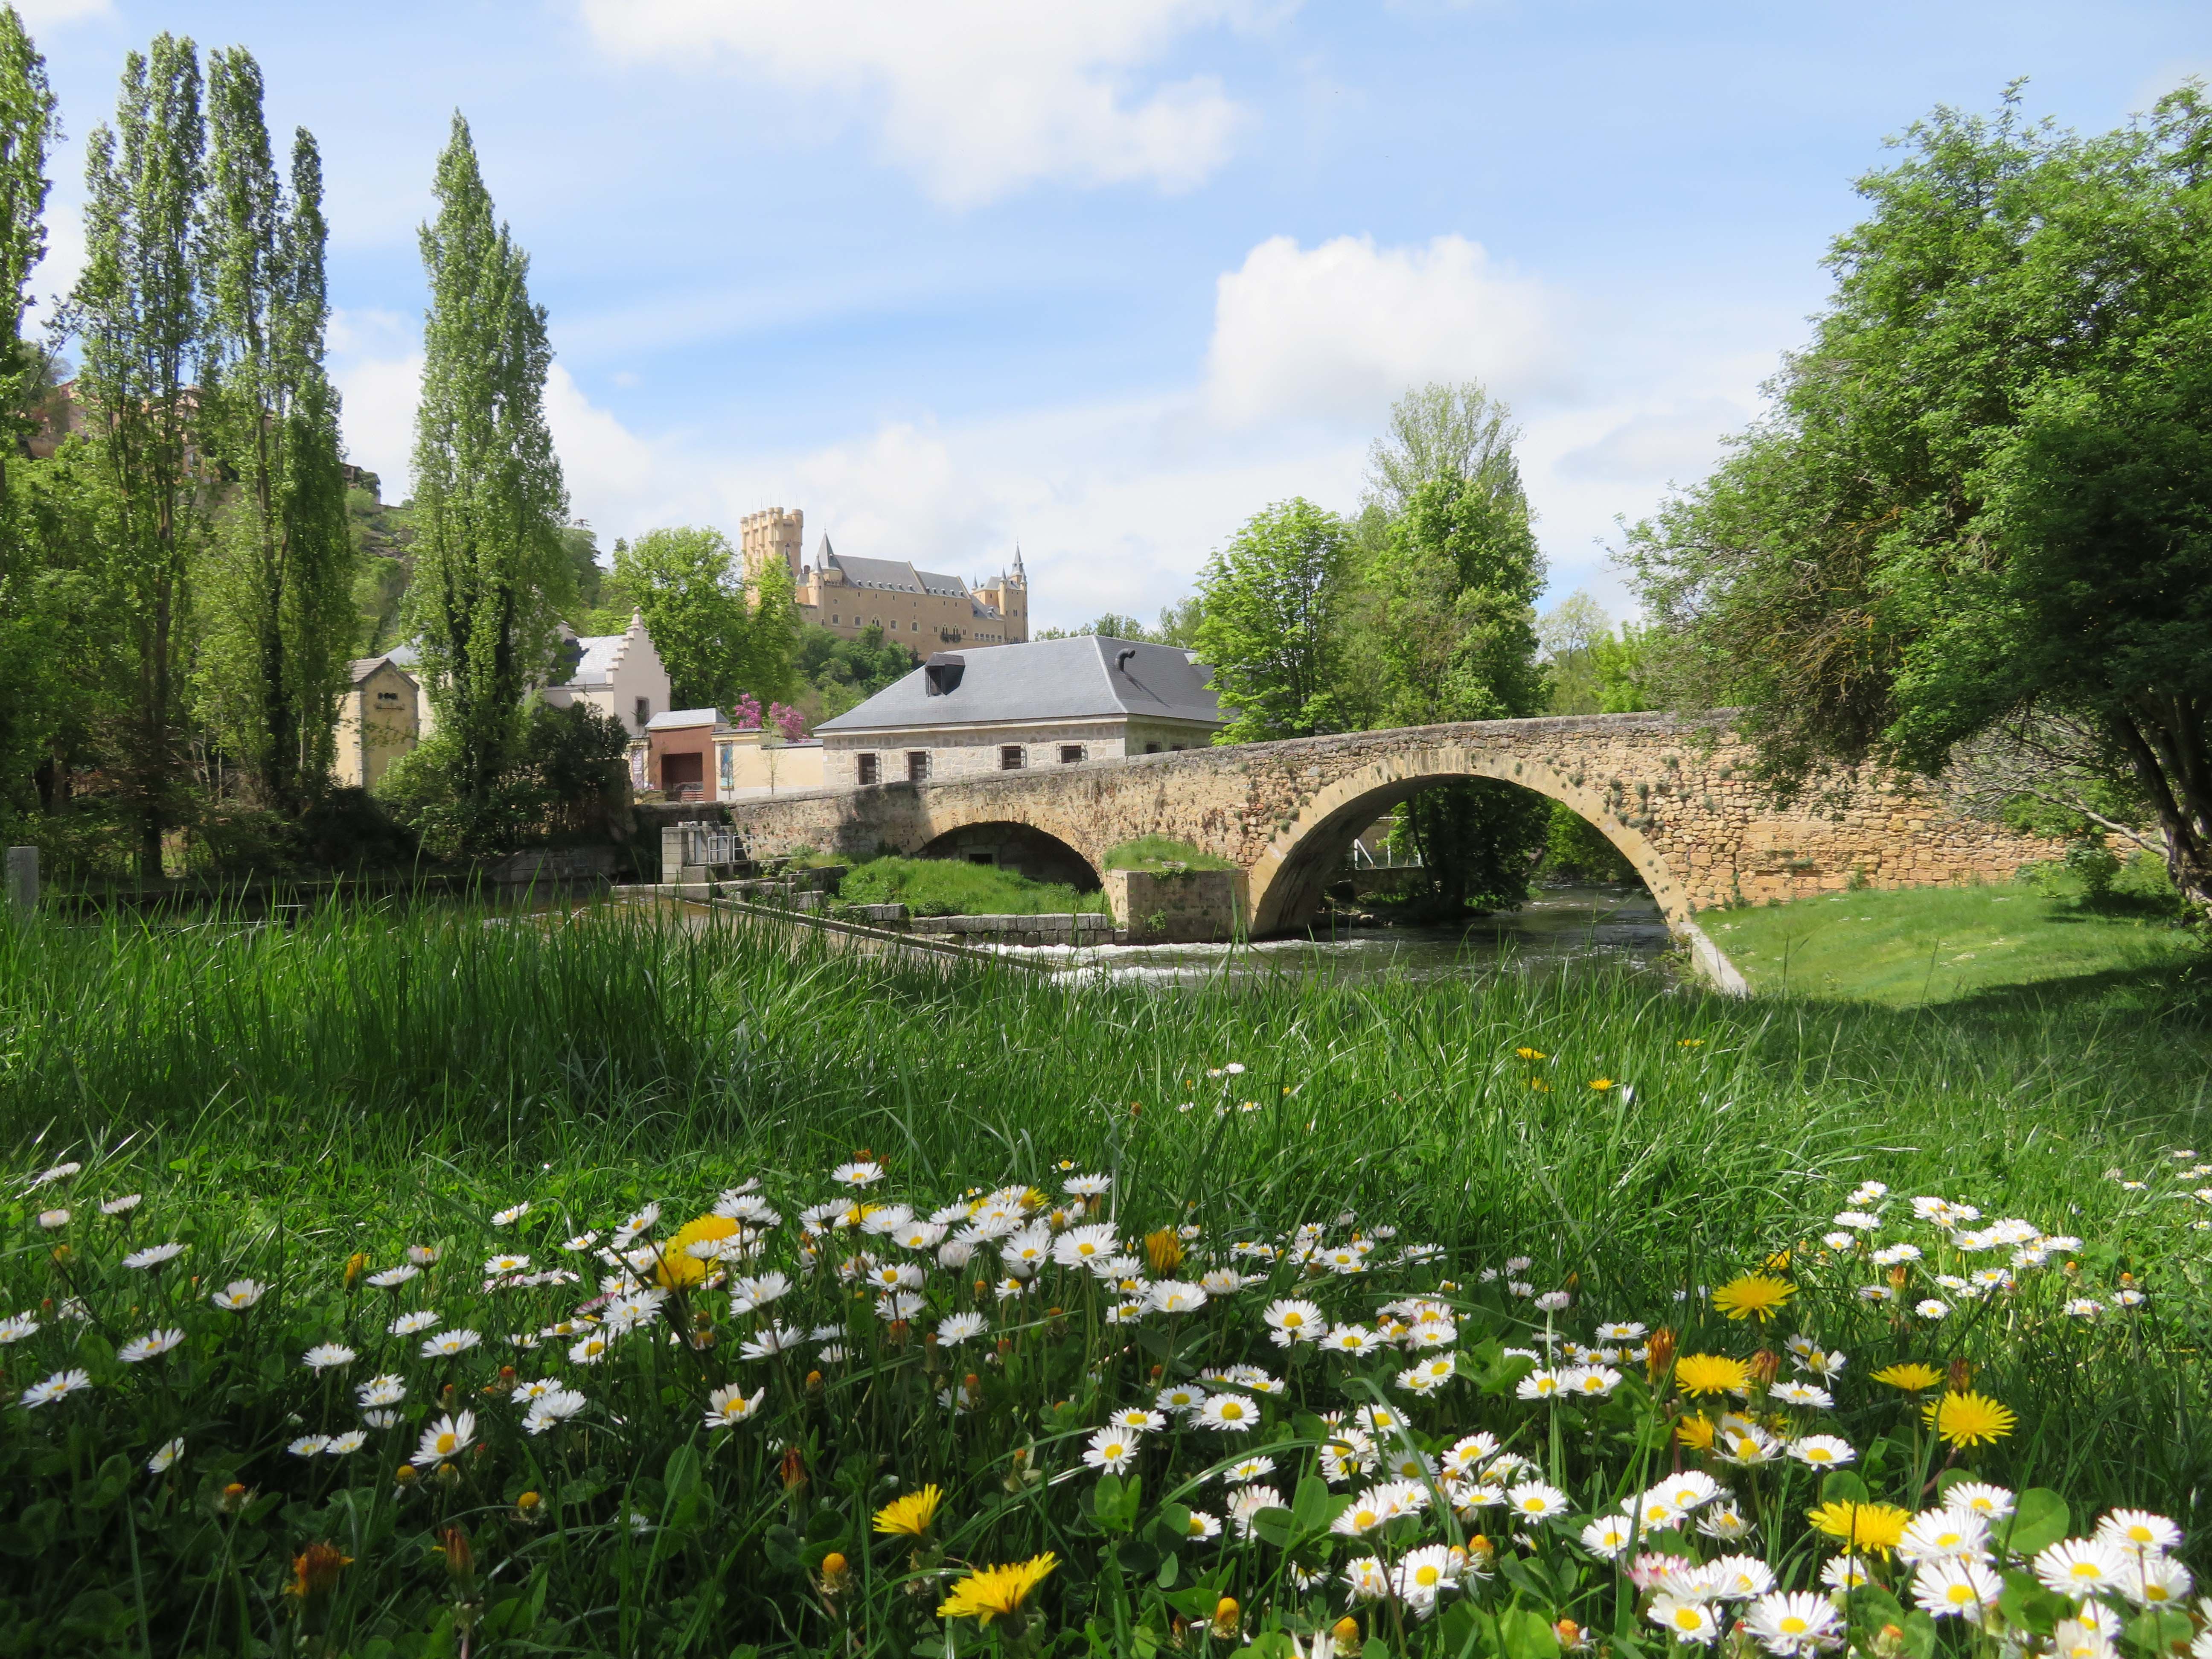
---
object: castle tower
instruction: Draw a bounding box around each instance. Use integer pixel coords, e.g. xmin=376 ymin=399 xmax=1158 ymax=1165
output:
xmin=739 ymin=507 xmax=804 ymax=590
xmin=974 ymin=545 xmax=1030 ymax=644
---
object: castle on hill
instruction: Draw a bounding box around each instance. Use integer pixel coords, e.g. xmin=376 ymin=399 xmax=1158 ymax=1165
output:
xmin=739 ymin=507 xmax=1028 ymax=649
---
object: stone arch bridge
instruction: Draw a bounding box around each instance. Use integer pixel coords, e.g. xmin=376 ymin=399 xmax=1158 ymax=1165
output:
xmin=710 ymin=713 xmax=2055 ymax=945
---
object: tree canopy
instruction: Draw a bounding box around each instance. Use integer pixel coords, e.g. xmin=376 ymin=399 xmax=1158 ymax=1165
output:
xmin=1628 ymin=87 xmax=2212 ymax=917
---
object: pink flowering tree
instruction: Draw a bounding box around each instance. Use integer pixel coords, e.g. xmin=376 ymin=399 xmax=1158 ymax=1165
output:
xmin=728 ymin=694 xmax=806 ymax=742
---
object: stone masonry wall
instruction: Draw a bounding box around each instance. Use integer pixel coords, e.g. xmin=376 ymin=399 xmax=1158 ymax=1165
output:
xmin=724 ymin=713 xmax=2066 ymax=937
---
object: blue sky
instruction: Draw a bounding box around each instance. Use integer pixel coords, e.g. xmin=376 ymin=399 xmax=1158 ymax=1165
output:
xmin=19 ymin=0 xmax=2209 ymax=630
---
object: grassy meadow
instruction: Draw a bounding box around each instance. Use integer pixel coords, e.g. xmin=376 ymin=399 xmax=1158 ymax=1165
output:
xmin=1706 ymin=876 xmax=2203 ymax=1007
xmin=2 ymin=901 xmax=2208 ymax=1654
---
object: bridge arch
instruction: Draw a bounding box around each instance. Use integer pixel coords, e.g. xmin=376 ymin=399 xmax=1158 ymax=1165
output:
xmin=1246 ymin=745 xmax=1691 ymax=935
xmin=913 ymin=817 xmax=1103 ymax=891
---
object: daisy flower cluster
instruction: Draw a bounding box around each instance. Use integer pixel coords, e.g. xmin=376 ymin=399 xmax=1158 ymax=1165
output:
xmin=1806 ymin=1181 xmax=2141 ymax=1324
xmin=1 ymin=1152 xmax=2197 ymax=1659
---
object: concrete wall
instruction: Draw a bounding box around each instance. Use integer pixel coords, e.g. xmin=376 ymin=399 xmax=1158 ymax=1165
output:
xmin=714 ymin=733 xmax=826 ymax=799
xmin=715 ymin=713 xmax=2071 ymax=939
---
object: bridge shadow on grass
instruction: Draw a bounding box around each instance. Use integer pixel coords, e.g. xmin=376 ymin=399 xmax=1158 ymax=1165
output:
xmin=1932 ymin=954 xmax=2212 ymax=1023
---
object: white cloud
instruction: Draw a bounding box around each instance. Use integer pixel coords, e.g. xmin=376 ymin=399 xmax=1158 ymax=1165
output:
xmin=1554 ymin=398 xmax=1748 ymax=485
xmin=14 ymin=0 xmax=109 ymax=24
xmin=577 ymin=0 xmax=1257 ymax=206
xmin=329 ymin=309 xmax=422 ymax=497
xmin=1203 ymin=233 xmax=1560 ymax=427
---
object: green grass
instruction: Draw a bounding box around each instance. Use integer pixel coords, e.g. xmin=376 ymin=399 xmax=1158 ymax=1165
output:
xmin=832 ymin=854 xmax=1109 ymax=916
xmin=1705 ymin=878 xmax=2204 ymax=1005
xmin=2 ymin=902 xmax=2209 ymax=1650
xmin=1104 ymin=835 xmax=1238 ymax=871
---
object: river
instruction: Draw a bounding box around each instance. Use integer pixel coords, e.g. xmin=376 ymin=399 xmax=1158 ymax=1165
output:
xmin=1015 ymin=881 xmax=1674 ymax=987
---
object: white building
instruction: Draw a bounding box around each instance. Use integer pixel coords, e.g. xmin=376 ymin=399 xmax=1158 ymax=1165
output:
xmin=815 ymin=635 xmax=1224 ymax=789
xmin=541 ymin=613 xmax=672 ymax=741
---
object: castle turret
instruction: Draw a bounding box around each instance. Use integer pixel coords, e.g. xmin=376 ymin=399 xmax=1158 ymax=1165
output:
xmin=740 ymin=507 xmax=804 ymax=589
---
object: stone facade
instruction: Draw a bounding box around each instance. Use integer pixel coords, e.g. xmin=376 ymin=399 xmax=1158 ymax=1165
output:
xmin=822 ymin=716 xmax=1212 ymax=790
xmin=741 ymin=504 xmax=1030 ymax=648
xmin=333 ymin=657 xmax=422 ymax=789
xmin=1103 ymin=868 xmax=1246 ymax=943
xmin=715 ymin=713 xmax=2069 ymax=937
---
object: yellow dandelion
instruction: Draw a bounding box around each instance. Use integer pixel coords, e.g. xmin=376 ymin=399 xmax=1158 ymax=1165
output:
xmin=1673 ymin=1354 xmax=1751 ymax=1397
xmin=1806 ymin=1500 xmax=1909 ymax=1556
xmin=1530 ymin=1078 xmax=1551 ymax=1093
xmin=1588 ymin=1077 xmax=1615 ymax=1091
xmin=873 ymin=1484 xmax=943 ymax=1538
xmin=1516 ymin=1047 xmax=1548 ymax=1060
xmin=1144 ymin=1230 xmax=1184 ymax=1274
xmin=657 ymin=1215 xmax=740 ymax=1288
xmin=1678 ymin=1038 xmax=1706 ymax=1048
xmin=1922 ymin=1391 xmax=2016 ymax=1448
xmin=937 ymin=1552 xmax=1057 ymax=1625
xmin=1870 ymin=1362 xmax=1944 ymax=1391
xmin=1674 ymin=1412 xmax=1716 ymax=1452
xmin=1710 ymin=1274 xmax=1796 ymax=1322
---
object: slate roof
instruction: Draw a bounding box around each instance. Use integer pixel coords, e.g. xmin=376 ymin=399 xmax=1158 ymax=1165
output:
xmin=562 ymin=634 xmax=625 ymax=687
xmin=347 ymin=656 xmax=409 ymax=685
xmin=817 ymin=637 xmax=1223 ymax=733
xmin=817 ymin=541 xmax=998 ymax=615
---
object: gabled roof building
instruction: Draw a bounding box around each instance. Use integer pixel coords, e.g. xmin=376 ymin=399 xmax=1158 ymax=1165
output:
xmin=815 ymin=635 xmax=1223 ymax=790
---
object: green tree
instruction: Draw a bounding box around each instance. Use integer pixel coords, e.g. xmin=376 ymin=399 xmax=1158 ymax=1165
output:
xmin=793 ymin=620 xmax=917 ymax=725
xmin=1192 ymin=498 xmax=1350 ymax=743
xmin=1364 ymin=466 xmax=1549 ymax=913
xmin=400 ymin=113 xmax=570 ymax=847
xmin=611 ymin=525 xmax=797 ymax=712
xmin=1627 ymin=88 xmax=2212 ymax=918
xmin=193 ymin=48 xmax=353 ymax=813
xmin=1364 ymin=379 xmax=1522 ymax=515
xmin=72 ymin=34 xmax=211 ymax=879
xmin=0 ymin=5 xmax=57 ymax=826
xmin=1347 ymin=381 xmax=1550 ymax=914
xmin=1538 ymin=591 xmax=1611 ymax=715
xmin=613 ymin=526 xmax=746 ymax=709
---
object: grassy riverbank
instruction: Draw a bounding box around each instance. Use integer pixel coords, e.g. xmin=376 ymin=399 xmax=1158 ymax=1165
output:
xmin=4 ymin=898 xmax=2207 ymax=1336
xmin=3 ymin=902 xmax=2207 ymax=1651
xmin=1706 ymin=877 xmax=2204 ymax=1006
xmin=832 ymin=854 xmax=1109 ymax=917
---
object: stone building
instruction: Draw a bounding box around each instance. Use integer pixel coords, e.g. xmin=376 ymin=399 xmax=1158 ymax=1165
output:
xmin=541 ymin=612 xmax=672 ymax=741
xmin=332 ymin=656 xmax=423 ymax=789
xmin=739 ymin=505 xmax=1028 ymax=648
xmin=815 ymin=636 xmax=1223 ymax=791
xmin=343 ymin=615 xmax=671 ymax=787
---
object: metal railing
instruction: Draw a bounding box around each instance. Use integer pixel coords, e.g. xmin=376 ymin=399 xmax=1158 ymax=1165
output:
xmin=680 ymin=827 xmax=747 ymax=867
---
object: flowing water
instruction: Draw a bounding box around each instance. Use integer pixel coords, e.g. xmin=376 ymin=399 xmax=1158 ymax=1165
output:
xmin=1018 ymin=882 xmax=1674 ymax=988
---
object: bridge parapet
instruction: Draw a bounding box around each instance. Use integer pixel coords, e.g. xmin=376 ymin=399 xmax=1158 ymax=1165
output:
xmin=718 ymin=713 xmax=2064 ymax=938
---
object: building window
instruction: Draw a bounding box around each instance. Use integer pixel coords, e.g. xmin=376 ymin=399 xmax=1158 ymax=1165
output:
xmin=1059 ymin=744 xmax=1085 ymax=765
xmin=634 ymin=696 xmax=651 ymax=728
xmin=857 ymin=753 xmax=879 ymax=786
xmin=1145 ymin=743 xmax=1161 ymax=755
xmin=375 ymin=691 xmax=399 ymax=704
xmin=908 ymin=751 xmax=931 ymax=782
xmin=1000 ymin=745 xmax=1024 ymax=770
xmin=719 ymin=745 xmax=735 ymax=791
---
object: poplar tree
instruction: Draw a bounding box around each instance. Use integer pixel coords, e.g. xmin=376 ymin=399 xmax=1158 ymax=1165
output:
xmin=0 ymin=6 xmax=56 ymax=820
xmin=196 ymin=47 xmax=352 ymax=812
xmin=402 ymin=114 xmax=570 ymax=841
xmin=73 ymin=35 xmax=209 ymax=880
